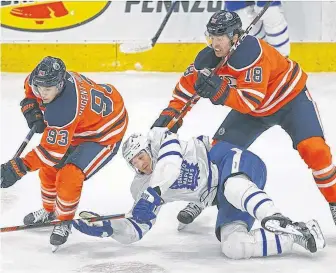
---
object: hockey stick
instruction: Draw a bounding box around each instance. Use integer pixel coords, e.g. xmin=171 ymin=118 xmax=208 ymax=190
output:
xmin=166 ymin=1 xmax=272 ymax=130
xmin=0 ymin=213 xmax=126 ymax=233
xmin=0 ymin=125 xmax=36 ymax=185
xmin=14 ymin=124 xmax=36 ymax=158
xmin=120 ymin=1 xmax=178 ymax=53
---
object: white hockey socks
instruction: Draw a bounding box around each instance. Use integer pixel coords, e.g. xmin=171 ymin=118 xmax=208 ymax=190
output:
xmin=257 ymin=5 xmax=290 ymax=56
xmin=224 ymin=174 xmax=280 ymax=221
xmin=234 ymin=5 xmax=266 ymax=40
xmin=220 ymin=222 xmax=294 ymax=259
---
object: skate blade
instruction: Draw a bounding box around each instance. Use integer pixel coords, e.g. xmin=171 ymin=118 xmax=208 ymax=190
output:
xmin=177 ymin=222 xmax=188 ymax=231
xmin=306 ymin=220 xmax=326 ymax=249
xmin=51 ymin=245 xmax=60 ymax=253
xmin=264 ymin=220 xmax=302 ymax=236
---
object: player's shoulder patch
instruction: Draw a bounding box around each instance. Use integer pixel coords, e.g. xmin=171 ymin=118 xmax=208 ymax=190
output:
xmin=44 ymin=74 xmax=77 ymax=127
xmin=228 ymin=35 xmax=262 ymax=71
xmin=194 ymin=46 xmax=222 ymax=70
xmin=183 ymin=63 xmax=195 ymax=77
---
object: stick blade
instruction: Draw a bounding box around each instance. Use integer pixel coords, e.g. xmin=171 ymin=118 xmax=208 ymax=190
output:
xmin=119 ymin=41 xmax=153 ymax=54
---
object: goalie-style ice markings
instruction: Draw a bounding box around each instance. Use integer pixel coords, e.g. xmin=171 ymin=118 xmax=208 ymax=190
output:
xmin=77 ymin=262 xmax=166 ymax=273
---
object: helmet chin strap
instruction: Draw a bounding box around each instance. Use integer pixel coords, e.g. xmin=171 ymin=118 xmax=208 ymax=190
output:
xmin=147 ymin=145 xmax=154 ymax=172
xmin=148 ymin=156 xmax=153 ymax=173
xmin=143 ymin=148 xmax=154 ymax=174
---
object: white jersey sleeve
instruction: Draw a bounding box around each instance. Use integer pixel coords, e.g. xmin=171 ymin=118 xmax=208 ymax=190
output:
xmin=109 ymin=210 xmax=157 ymax=244
xmin=104 ymin=129 xmax=217 ymax=244
xmin=108 ymin=174 xmax=161 ymax=245
xmin=147 ymin=127 xmax=183 ymax=193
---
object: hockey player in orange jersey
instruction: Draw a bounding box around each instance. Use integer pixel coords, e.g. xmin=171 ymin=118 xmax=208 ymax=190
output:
xmin=0 ymin=56 xmax=128 ymax=250
xmin=151 ymin=11 xmax=336 ymax=229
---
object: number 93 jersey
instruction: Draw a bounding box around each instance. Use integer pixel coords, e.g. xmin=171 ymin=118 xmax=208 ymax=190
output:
xmin=22 ymin=71 xmax=128 ymax=171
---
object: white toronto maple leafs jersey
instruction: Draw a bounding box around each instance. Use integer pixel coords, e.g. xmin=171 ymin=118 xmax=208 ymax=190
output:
xmin=109 ymin=127 xmax=219 ymax=244
xmin=131 ymin=127 xmax=218 ymax=206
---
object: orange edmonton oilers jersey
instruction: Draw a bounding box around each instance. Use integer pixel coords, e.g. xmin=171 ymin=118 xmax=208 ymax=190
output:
xmin=22 ymin=71 xmax=128 ymax=171
xmin=165 ymin=35 xmax=307 ymax=118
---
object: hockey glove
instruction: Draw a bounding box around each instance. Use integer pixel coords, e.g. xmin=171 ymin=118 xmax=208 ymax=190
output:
xmin=1 ymin=158 xmax=28 ymax=188
xmin=151 ymin=107 xmax=183 ymax=133
xmin=20 ymin=98 xmax=46 ymax=134
xmin=72 ymin=211 xmax=113 ymax=238
xmin=132 ymin=187 xmax=164 ymax=224
xmin=194 ymin=68 xmax=230 ymax=105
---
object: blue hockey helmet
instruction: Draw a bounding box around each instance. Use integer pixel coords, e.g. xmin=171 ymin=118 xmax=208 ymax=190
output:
xmin=206 ymin=10 xmax=242 ymax=38
xmin=32 ymin=56 xmax=66 ymax=89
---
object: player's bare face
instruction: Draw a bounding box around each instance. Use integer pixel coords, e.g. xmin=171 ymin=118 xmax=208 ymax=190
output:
xmin=131 ymin=150 xmax=152 ymax=175
xmin=211 ymin=34 xmax=231 ymax=57
xmin=37 ymin=86 xmax=58 ymax=103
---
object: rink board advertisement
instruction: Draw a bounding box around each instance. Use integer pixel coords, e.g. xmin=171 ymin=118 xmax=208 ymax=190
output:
xmin=1 ymin=1 xmax=336 ymax=72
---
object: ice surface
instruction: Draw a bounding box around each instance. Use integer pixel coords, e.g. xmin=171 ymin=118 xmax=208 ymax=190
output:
xmin=1 ymin=72 xmax=336 ymax=273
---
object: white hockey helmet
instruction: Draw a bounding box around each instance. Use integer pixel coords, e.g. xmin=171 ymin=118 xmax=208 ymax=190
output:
xmin=122 ymin=133 xmax=152 ymax=172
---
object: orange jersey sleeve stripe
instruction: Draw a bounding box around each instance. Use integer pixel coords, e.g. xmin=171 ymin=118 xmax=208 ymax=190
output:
xmin=166 ymin=75 xmax=199 ymax=115
xmin=225 ymin=88 xmax=255 ymax=114
xmin=238 ymin=89 xmax=261 ymax=109
xmin=177 ymin=81 xmax=195 ymax=97
xmin=179 ymin=76 xmax=197 ymax=96
xmin=36 ymin=145 xmax=63 ymax=164
xmin=240 ymin=88 xmax=265 ymax=101
xmin=173 ymin=87 xmax=192 ymax=104
xmin=33 ymin=147 xmax=58 ymax=167
xmin=23 ymin=150 xmax=52 ymax=170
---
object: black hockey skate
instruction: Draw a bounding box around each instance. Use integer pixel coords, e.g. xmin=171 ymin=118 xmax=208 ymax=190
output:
xmin=50 ymin=223 xmax=72 ymax=252
xmin=261 ymin=213 xmax=325 ymax=253
xmin=23 ymin=208 xmax=56 ymax=225
xmin=329 ymin=202 xmax=336 ymax=225
xmin=177 ymin=202 xmax=203 ymax=230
